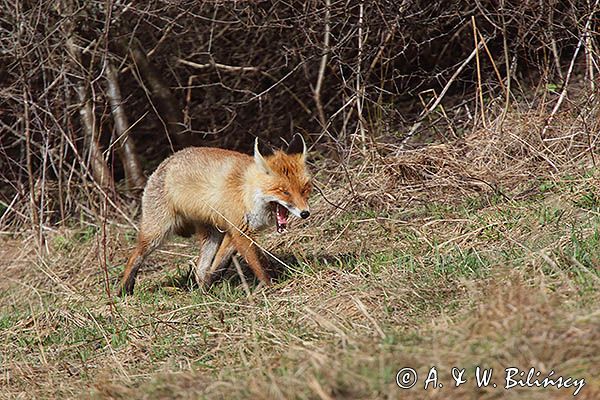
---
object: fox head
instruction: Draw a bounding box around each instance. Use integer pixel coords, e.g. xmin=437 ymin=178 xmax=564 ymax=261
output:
xmin=253 ymin=134 xmax=312 ymax=233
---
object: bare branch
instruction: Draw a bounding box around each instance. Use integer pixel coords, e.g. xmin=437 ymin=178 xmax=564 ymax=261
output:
xmin=177 ymin=58 xmax=259 ymax=73
xmin=105 ymin=60 xmax=146 ymax=193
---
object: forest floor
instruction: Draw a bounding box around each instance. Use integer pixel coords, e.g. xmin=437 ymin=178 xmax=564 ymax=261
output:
xmin=1 ymin=109 xmax=599 ymax=399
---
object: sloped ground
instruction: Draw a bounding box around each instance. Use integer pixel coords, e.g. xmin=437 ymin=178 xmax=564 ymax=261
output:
xmin=0 ymin=109 xmax=599 ymax=399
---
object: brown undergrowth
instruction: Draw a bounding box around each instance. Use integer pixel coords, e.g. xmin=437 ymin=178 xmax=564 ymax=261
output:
xmin=0 ymin=107 xmax=599 ymax=399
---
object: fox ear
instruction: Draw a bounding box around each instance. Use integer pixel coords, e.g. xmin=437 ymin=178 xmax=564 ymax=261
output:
xmin=286 ymin=133 xmax=306 ymax=159
xmin=254 ymin=137 xmax=272 ymax=173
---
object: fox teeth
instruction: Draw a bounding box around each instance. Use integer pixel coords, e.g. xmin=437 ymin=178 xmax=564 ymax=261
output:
xmin=275 ymin=203 xmax=289 ymax=234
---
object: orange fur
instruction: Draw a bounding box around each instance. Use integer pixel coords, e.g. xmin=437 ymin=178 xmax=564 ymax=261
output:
xmin=119 ymin=136 xmax=311 ymax=295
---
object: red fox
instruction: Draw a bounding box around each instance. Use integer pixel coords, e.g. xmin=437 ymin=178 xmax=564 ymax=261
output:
xmin=119 ymin=134 xmax=311 ymax=295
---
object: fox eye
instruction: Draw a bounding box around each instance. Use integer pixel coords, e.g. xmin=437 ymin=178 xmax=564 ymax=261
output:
xmin=282 ymin=190 xmax=290 ymax=196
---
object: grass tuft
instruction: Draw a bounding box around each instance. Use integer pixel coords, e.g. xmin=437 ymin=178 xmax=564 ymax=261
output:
xmin=1 ymin=109 xmax=599 ymax=399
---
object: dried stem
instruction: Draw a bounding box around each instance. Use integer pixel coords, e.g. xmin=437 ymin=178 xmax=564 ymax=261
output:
xmin=355 ymin=1 xmax=367 ymax=148
xmin=105 ymin=60 xmax=146 ymax=193
xmin=128 ymin=43 xmax=187 ymax=148
xmin=472 ymin=16 xmax=487 ymax=128
xmin=62 ymin=0 xmax=115 ymax=191
xmin=402 ymin=33 xmax=491 ymax=148
xmin=541 ymin=0 xmax=598 ymax=139
xmin=313 ymin=0 xmax=331 ymax=129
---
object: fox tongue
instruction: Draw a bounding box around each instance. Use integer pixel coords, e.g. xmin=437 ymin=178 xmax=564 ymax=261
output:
xmin=275 ymin=204 xmax=289 ymax=233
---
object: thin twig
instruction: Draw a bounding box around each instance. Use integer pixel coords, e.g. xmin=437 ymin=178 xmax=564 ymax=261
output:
xmin=313 ymin=0 xmax=331 ymax=128
xmin=401 ymin=34 xmax=491 ymax=148
xmin=472 ymin=16 xmax=486 ymax=128
xmin=232 ymin=256 xmax=252 ymax=297
xmin=500 ymin=0 xmax=511 ymax=130
xmin=541 ymin=0 xmax=598 ymax=138
xmin=177 ymin=58 xmax=259 ymax=73
xmin=355 ymin=0 xmax=367 ymax=148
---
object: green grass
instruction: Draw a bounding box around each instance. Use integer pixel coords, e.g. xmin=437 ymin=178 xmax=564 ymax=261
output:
xmin=1 ymin=170 xmax=599 ymax=399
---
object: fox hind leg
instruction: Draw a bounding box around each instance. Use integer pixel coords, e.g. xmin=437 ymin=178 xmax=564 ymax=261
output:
xmin=202 ymin=234 xmax=236 ymax=286
xmin=119 ymin=230 xmax=166 ymax=296
xmin=193 ymin=226 xmax=225 ymax=286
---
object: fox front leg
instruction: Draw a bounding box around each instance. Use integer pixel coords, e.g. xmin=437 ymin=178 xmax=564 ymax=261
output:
xmin=229 ymin=232 xmax=272 ymax=285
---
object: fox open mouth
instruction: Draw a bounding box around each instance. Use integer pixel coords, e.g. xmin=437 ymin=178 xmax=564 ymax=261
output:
xmin=274 ymin=203 xmax=289 ymax=233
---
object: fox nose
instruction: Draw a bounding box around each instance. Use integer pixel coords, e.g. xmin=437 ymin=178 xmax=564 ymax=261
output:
xmin=300 ymin=210 xmax=310 ymax=219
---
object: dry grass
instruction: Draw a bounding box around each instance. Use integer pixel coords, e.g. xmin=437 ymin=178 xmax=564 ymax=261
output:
xmin=1 ymin=107 xmax=599 ymax=399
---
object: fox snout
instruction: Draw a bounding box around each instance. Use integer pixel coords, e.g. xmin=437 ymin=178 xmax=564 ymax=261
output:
xmin=288 ymin=190 xmax=311 ymax=220
xmin=283 ymin=203 xmax=310 ymax=219
xmin=288 ymin=192 xmax=311 ymax=219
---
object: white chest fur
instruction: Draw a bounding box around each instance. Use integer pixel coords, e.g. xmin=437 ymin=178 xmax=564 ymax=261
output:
xmin=245 ymin=192 xmax=274 ymax=231
xmin=246 ymin=204 xmax=273 ymax=231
